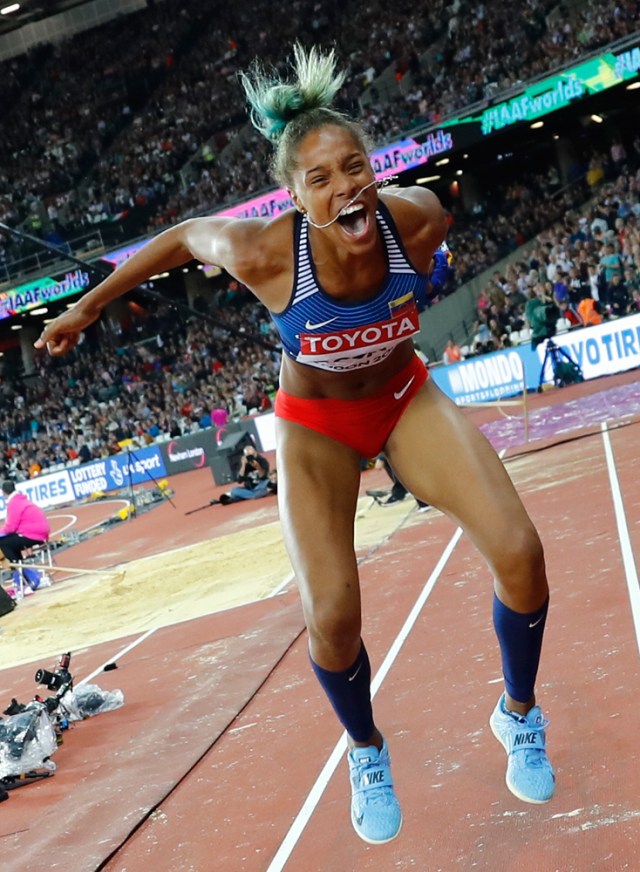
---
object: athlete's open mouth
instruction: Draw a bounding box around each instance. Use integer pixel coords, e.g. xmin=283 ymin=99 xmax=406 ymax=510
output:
xmin=337 ymin=203 xmax=369 ymax=237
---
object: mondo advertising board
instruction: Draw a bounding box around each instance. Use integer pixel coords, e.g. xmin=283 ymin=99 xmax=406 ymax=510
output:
xmin=431 ymin=313 xmax=640 ymax=404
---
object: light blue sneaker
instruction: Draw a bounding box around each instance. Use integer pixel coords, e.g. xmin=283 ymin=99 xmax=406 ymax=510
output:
xmin=490 ymin=693 xmax=555 ymax=803
xmin=348 ymin=740 xmax=402 ymax=844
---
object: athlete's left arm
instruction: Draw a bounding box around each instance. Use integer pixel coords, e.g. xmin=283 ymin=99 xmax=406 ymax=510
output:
xmin=381 ymin=187 xmax=448 ymax=274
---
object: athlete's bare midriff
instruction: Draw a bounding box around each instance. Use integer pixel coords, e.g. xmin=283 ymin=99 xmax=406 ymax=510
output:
xmin=278 ymin=340 xmax=417 ymax=400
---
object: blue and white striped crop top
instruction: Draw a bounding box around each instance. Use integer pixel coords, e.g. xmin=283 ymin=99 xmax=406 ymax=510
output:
xmin=269 ymin=200 xmax=429 ymax=373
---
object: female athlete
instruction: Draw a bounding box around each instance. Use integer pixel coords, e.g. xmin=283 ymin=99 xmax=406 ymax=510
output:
xmin=36 ymin=44 xmax=554 ymax=845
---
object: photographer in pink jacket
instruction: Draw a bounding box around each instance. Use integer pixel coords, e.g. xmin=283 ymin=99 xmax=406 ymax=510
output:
xmin=0 ymin=481 xmax=50 ymax=567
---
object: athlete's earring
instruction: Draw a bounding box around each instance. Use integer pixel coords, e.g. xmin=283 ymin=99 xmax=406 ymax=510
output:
xmin=289 ymin=189 xmax=305 ymax=214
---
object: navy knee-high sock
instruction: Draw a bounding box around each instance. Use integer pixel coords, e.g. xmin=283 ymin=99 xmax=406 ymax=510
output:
xmin=493 ymin=593 xmax=549 ymax=704
xmin=310 ymin=641 xmax=375 ymax=743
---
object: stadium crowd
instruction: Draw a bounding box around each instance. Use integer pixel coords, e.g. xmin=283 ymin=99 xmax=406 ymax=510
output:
xmin=464 ymin=158 xmax=640 ymax=356
xmin=2 ymin=147 xmax=640 ymax=482
xmin=0 ymin=0 xmax=639 ymax=482
xmin=0 ymin=0 xmax=637 ymax=276
xmin=0 ymin=284 xmax=281 ymax=480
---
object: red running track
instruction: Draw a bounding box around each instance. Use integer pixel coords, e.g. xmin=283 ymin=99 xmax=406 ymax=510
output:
xmin=0 ymin=380 xmax=639 ymax=872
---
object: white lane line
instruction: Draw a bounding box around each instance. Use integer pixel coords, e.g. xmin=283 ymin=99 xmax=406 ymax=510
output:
xmin=80 ymin=500 xmax=132 ymax=535
xmin=47 ymin=514 xmax=78 ymax=535
xmin=267 ymin=479 xmax=441 ymax=602
xmin=270 ymin=570 xmax=295 ymax=598
xmin=77 ymin=628 xmax=157 ymax=686
xmin=265 ymin=525 xmax=464 ymax=872
xmin=600 ymin=422 xmax=640 ymax=655
xmin=49 ymin=499 xmax=131 ymax=538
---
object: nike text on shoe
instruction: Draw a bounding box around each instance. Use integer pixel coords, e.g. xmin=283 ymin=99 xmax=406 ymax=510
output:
xmin=490 ymin=693 xmax=555 ymax=803
xmin=348 ymin=741 xmax=403 ymax=844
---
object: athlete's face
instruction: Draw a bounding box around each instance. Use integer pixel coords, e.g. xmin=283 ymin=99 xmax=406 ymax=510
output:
xmin=289 ymin=125 xmax=378 ymax=252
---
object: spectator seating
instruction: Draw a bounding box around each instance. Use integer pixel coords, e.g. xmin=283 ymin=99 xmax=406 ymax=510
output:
xmin=1 ymin=0 xmax=637 ymax=280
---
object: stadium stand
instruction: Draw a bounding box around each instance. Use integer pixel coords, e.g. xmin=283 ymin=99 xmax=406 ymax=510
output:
xmin=1 ymin=0 xmax=637 ymax=274
xmin=0 ymin=0 xmax=639 ymax=481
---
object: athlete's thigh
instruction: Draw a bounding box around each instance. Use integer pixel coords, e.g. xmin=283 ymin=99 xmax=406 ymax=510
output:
xmin=275 ymin=417 xmax=363 ymax=616
xmin=384 ymin=379 xmax=537 ymax=560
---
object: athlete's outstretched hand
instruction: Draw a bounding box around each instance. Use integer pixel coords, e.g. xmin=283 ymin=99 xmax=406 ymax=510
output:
xmin=34 ymin=302 xmax=100 ymax=356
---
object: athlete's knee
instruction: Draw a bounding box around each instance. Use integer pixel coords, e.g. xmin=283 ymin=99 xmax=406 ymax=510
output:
xmin=305 ymin=596 xmax=362 ymax=661
xmin=493 ymin=524 xmax=546 ymax=591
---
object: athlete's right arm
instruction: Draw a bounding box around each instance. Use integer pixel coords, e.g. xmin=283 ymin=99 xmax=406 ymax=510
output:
xmin=34 ymin=216 xmax=266 ymax=356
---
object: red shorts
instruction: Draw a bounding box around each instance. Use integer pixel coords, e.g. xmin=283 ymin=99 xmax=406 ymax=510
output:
xmin=274 ymin=354 xmax=428 ymax=458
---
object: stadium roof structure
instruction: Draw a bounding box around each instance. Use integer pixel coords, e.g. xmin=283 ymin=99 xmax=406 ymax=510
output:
xmin=0 ymin=0 xmax=95 ymax=38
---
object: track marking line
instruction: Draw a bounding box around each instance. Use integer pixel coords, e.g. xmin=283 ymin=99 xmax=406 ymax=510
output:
xmin=270 ymin=570 xmax=295 ymax=598
xmin=47 ymin=514 xmax=78 ymax=535
xmin=265 ymin=452 xmax=511 ymax=870
xmin=265 ymin=525 xmax=464 ymax=872
xmin=269 ymin=485 xmax=426 ymax=601
xmin=77 ymin=628 xmax=157 ymax=686
xmin=600 ymin=422 xmax=640 ymax=656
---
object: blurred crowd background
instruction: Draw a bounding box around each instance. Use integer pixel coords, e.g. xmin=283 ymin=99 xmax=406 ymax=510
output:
xmin=0 ymin=0 xmax=638 ymax=480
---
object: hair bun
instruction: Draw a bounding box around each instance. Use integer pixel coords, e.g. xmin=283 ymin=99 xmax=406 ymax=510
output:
xmin=240 ymin=44 xmax=346 ymax=141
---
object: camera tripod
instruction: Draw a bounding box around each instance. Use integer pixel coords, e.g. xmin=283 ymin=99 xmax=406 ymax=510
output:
xmin=118 ymin=440 xmax=176 ymax=517
xmin=537 ymin=338 xmax=584 ymax=392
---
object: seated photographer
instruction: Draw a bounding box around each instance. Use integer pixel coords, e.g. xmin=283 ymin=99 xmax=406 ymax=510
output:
xmin=217 ymin=445 xmax=274 ymax=505
xmin=0 ymin=481 xmax=50 ymax=566
xmin=442 ymin=338 xmax=462 ymax=365
xmin=0 ymin=480 xmax=51 ymax=593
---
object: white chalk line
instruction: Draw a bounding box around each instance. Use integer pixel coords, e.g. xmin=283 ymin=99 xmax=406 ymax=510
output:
xmin=600 ymin=422 xmax=640 ymax=656
xmin=77 ymin=628 xmax=157 ymax=686
xmin=265 ymin=453 xmax=515 ymax=869
xmin=48 ymin=499 xmax=131 ymax=539
xmin=47 ymin=514 xmax=78 ymax=535
xmin=265 ymin=525 xmax=464 ymax=872
xmin=72 ymin=453 xmax=476 ymax=863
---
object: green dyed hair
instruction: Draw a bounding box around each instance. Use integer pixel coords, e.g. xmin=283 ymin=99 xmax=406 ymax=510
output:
xmin=239 ymin=43 xmax=365 ymax=188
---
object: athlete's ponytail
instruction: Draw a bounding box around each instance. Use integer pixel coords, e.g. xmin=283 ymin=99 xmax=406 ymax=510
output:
xmin=239 ymin=44 xmax=364 ymax=187
xmin=240 ymin=44 xmax=345 ymax=142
